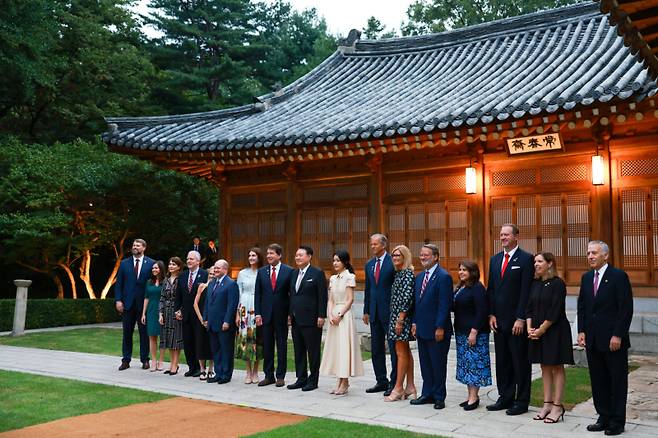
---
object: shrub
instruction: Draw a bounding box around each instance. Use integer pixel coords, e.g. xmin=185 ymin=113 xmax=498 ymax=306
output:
xmin=0 ymin=299 xmax=120 ymax=331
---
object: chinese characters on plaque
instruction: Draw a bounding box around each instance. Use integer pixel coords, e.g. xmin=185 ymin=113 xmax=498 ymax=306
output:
xmin=505 ymin=133 xmax=563 ymax=155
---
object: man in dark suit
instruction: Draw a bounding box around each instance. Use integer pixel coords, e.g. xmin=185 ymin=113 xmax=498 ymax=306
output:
xmin=175 ymin=250 xmax=208 ymax=377
xmin=203 ymin=259 xmax=239 ymax=384
xmin=204 ymin=239 xmax=219 ymax=269
xmin=115 ymin=238 xmax=154 ymax=370
xmin=288 ymin=246 xmax=328 ymax=392
xmin=255 ymin=243 xmax=293 ymax=387
xmin=410 ymin=244 xmax=453 ymax=410
xmin=486 ymin=223 xmax=534 ymax=415
xmin=578 ymin=240 xmax=633 ymax=436
xmin=363 ymin=233 xmax=397 ymax=395
xmin=188 ymin=236 xmax=207 ymax=266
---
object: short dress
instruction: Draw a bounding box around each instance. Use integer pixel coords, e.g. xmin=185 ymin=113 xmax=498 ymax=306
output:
xmin=159 ymin=276 xmax=183 ymax=350
xmin=319 ymin=271 xmax=364 ymax=378
xmin=235 ymin=268 xmax=263 ymax=361
xmin=526 ymin=276 xmax=574 ymax=365
xmin=144 ymin=281 xmax=161 ymax=337
xmin=387 ymin=268 xmax=415 ymax=341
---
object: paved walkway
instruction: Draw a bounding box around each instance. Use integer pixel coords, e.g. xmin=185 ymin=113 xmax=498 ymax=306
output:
xmin=2 ymin=345 xmax=657 ymax=437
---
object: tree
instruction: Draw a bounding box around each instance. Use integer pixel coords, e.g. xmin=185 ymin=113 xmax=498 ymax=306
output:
xmin=402 ymin=0 xmax=585 ymax=35
xmin=0 ymin=0 xmax=158 ymax=143
xmin=362 ymin=16 xmax=397 ymax=40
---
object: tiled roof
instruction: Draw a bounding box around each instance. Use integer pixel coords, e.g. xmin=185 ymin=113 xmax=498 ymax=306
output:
xmin=104 ymin=2 xmax=657 ymax=153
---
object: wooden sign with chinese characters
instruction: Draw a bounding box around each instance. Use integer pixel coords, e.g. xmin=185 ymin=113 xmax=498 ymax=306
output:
xmin=506 ymin=133 xmax=563 ymax=155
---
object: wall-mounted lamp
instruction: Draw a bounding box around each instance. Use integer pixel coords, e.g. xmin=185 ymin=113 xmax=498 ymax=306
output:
xmin=465 ymin=165 xmax=477 ymax=194
xmin=592 ymin=154 xmax=604 ymax=186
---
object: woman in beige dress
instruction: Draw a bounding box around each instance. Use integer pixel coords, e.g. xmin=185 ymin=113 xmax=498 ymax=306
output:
xmin=320 ymin=250 xmax=364 ymax=395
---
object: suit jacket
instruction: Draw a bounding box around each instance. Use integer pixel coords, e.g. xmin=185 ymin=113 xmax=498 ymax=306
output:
xmin=175 ymin=268 xmax=209 ymax=322
xmin=363 ymin=253 xmax=395 ymax=323
xmin=577 ymin=266 xmax=633 ymax=352
xmin=203 ymin=275 xmax=239 ymax=332
xmin=114 ymin=256 xmax=154 ymax=311
xmin=254 ymin=263 xmax=293 ymax=325
xmin=203 ymin=246 xmax=219 ymax=269
xmin=453 ymin=282 xmax=490 ymax=335
xmin=289 ymin=265 xmax=328 ymax=327
xmin=487 ymin=248 xmax=534 ymax=331
xmin=413 ymin=264 xmax=454 ymax=340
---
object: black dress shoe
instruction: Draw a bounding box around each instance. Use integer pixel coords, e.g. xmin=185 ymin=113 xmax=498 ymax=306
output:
xmin=218 ymin=378 xmax=230 ymax=384
xmin=258 ymin=377 xmax=275 ymax=387
xmin=587 ymin=423 xmax=608 ymax=432
xmin=191 ymin=370 xmax=202 ymax=378
xmin=383 ymin=388 xmax=393 ymax=397
xmin=208 ymin=376 xmax=219 ymax=383
xmin=365 ymin=383 xmax=388 ymax=393
xmin=464 ymin=399 xmax=480 ymax=411
xmin=506 ymin=404 xmax=528 ymax=416
xmin=118 ymin=361 xmax=130 ymax=371
xmin=184 ymin=369 xmax=195 ymax=377
xmin=275 ymin=379 xmax=285 ymax=387
xmin=287 ymin=380 xmax=307 ymax=390
xmin=486 ymin=400 xmax=512 ymax=411
xmin=604 ymin=426 xmax=624 ymax=436
xmin=410 ymin=395 xmax=434 ymax=405
xmin=434 ymin=401 xmax=446 ymax=410
xmin=302 ymin=383 xmax=318 ymax=392
xmin=142 ymin=362 xmax=150 ymax=370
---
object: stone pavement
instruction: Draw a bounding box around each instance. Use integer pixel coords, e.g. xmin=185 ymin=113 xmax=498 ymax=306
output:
xmin=2 ymin=345 xmax=657 ymax=437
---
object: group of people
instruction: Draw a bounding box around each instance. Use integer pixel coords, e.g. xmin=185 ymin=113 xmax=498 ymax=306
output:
xmin=114 ymin=224 xmax=634 ymax=436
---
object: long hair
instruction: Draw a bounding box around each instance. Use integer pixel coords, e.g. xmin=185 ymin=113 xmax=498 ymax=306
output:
xmin=150 ymin=260 xmax=166 ymax=283
xmin=334 ymin=250 xmax=355 ymax=274
xmin=167 ymin=256 xmax=183 ymax=278
xmin=534 ymin=251 xmax=558 ymax=280
xmin=458 ymin=260 xmax=480 ymax=288
xmin=248 ymin=247 xmax=264 ymax=268
xmin=392 ymin=245 xmax=414 ymax=271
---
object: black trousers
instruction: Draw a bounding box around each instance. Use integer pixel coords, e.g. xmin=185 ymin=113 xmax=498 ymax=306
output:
xmin=182 ymin=319 xmax=199 ymax=372
xmin=291 ymin=322 xmax=322 ymax=385
xmin=586 ymin=346 xmax=628 ymax=428
xmin=493 ymin=329 xmax=531 ymax=406
xmin=370 ymin=318 xmax=397 ymax=386
xmin=262 ymin=320 xmax=288 ymax=379
xmin=121 ymin=304 xmax=149 ymax=363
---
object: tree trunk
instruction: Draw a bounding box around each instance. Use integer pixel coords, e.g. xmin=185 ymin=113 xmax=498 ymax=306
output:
xmin=100 ymin=229 xmax=128 ymax=299
xmin=16 ymin=261 xmax=69 ymax=299
xmin=53 ymin=274 xmax=65 ymax=299
xmin=78 ymin=250 xmax=97 ymax=299
xmin=57 ymin=262 xmax=78 ymax=299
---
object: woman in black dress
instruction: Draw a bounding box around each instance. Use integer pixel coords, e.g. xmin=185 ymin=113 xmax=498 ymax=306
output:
xmin=159 ymin=257 xmax=184 ymax=375
xmin=526 ymin=251 xmax=574 ymax=424
xmin=384 ymin=245 xmax=417 ymax=402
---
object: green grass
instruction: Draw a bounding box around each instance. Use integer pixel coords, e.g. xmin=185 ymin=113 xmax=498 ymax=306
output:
xmin=530 ymin=363 xmax=640 ymax=410
xmin=0 ymin=328 xmax=371 ymax=372
xmin=246 ymin=418 xmax=439 ymax=437
xmin=0 ymin=369 xmax=170 ymax=432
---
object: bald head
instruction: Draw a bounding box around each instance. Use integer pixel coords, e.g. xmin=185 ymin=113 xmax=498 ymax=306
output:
xmin=214 ymin=259 xmax=229 ymax=277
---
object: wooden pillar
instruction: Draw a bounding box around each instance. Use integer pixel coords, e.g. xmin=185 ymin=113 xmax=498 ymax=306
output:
xmin=367 ymin=154 xmax=384 ymax=235
xmin=212 ymin=169 xmax=228 ymax=259
xmin=284 ymin=164 xmax=299 ymax=266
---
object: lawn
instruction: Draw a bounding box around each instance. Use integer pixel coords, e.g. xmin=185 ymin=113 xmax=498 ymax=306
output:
xmin=0 ymin=369 xmax=170 ymax=432
xmin=530 ymin=363 xmax=640 ymax=410
xmin=0 ymin=328 xmax=371 ymax=372
xmin=247 ymin=418 xmax=436 ymax=437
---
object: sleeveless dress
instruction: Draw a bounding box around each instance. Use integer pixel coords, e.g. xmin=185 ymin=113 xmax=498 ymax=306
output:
xmin=235 ymin=268 xmax=263 ymax=361
xmin=159 ymin=276 xmax=183 ymax=350
xmin=387 ymin=268 xmax=415 ymax=341
xmin=320 ymin=271 xmax=364 ymax=378
xmin=144 ymin=281 xmax=161 ymax=337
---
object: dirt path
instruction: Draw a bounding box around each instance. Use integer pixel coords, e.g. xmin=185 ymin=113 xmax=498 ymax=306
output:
xmin=1 ymin=397 xmax=306 ymax=438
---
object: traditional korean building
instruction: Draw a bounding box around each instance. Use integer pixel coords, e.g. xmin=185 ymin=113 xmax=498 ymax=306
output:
xmin=104 ymin=2 xmax=658 ymax=296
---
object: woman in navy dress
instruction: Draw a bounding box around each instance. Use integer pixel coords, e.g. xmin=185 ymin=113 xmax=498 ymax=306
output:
xmin=526 ymin=251 xmax=573 ymax=424
xmin=453 ymin=260 xmax=492 ymax=410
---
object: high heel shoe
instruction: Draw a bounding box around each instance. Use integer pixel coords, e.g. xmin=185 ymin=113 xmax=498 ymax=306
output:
xmin=155 ymin=362 xmax=164 ymax=371
xmin=543 ymin=404 xmax=565 ymax=423
xmin=459 ymin=400 xmax=469 ymax=407
xmin=533 ymin=401 xmax=553 ymax=420
xmin=404 ymin=389 xmax=417 ymax=400
xmin=463 ymin=398 xmax=479 ymax=411
xmin=335 ymin=385 xmax=349 ymax=396
xmin=384 ymin=390 xmax=404 ymax=402
xmin=168 ymin=366 xmax=180 ymax=376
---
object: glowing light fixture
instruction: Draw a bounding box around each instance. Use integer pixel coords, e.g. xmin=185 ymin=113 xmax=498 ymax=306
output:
xmin=465 ymin=166 xmax=477 ymax=194
xmin=592 ymin=154 xmax=604 ymax=186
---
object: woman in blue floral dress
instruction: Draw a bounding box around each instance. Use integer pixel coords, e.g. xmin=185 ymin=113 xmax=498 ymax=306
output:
xmin=453 ymin=260 xmax=492 ymax=410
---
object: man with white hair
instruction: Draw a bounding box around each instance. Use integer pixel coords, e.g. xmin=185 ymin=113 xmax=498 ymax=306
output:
xmin=578 ymin=241 xmax=633 ymax=436
xmin=175 ymin=250 xmax=208 ymax=377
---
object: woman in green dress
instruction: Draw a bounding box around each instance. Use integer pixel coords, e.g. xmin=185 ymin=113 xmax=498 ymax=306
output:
xmin=141 ymin=260 xmax=165 ymax=371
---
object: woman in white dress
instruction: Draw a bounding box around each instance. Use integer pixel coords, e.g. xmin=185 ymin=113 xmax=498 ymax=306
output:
xmin=235 ymin=247 xmax=264 ymax=383
xmin=320 ymin=250 xmax=364 ymax=394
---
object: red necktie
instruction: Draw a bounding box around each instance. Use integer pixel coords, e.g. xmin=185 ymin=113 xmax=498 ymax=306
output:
xmin=501 ymin=253 xmax=510 ymax=277
xmin=374 ymin=258 xmax=381 ymax=284
xmin=593 ymin=270 xmax=599 ymax=297
xmin=420 ymin=271 xmax=430 ymax=298
xmin=134 ymin=259 xmax=139 ymax=278
xmin=271 ymin=266 xmax=277 ymax=291
xmin=188 ymin=272 xmax=194 ymax=292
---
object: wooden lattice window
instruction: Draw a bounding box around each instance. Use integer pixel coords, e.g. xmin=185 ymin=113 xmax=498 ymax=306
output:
xmin=619 ymin=187 xmax=658 ymax=285
xmin=490 ymin=192 xmax=590 ymax=283
xmin=230 ymin=212 xmax=286 ymax=266
xmin=386 ymin=200 xmax=468 ymax=272
xmin=300 ymin=207 xmax=369 ymax=269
